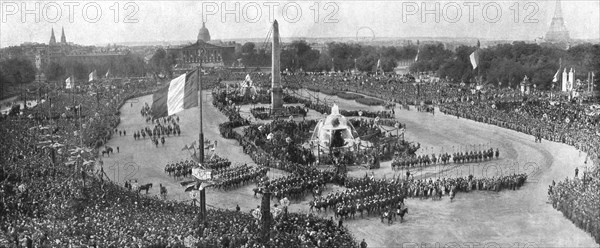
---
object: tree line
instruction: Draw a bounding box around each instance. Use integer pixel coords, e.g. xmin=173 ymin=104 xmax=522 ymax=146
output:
xmin=2 ymin=41 xmax=598 ymax=93
xmin=232 ymin=40 xmax=598 ymax=90
xmin=415 ymin=42 xmax=599 ymax=90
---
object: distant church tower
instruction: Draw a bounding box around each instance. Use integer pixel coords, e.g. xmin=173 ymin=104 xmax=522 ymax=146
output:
xmin=545 ymin=0 xmax=570 ymax=43
xmin=60 ymin=27 xmax=66 ymax=44
xmin=197 ymin=22 xmax=211 ymax=43
xmin=49 ymin=28 xmax=56 ymax=45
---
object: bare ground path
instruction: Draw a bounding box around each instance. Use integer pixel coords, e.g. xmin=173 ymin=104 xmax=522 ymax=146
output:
xmin=102 ymin=90 xmax=597 ymax=247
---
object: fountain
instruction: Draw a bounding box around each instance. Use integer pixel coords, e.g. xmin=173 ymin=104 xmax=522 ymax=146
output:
xmin=310 ymin=104 xmax=359 ymax=151
xmin=239 ymin=74 xmax=257 ymax=97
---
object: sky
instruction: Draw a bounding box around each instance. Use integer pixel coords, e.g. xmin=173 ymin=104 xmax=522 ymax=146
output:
xmin=1 ymin=0 xmax=599 ymax=47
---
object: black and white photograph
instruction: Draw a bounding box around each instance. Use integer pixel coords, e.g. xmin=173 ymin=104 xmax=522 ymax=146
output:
xmin=1 ymin=0 xmax=599 ymax=247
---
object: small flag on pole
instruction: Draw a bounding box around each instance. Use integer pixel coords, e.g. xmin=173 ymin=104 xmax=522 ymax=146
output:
xmin=105 ymin=69 xmax=111 ymax=78
xmin=88 ymin=70 xmax=97 ymax=82
xmin=469 ymin=50 xmax=479 ymax=69
xmin=65 ymin=77 xmax=73 ymax=89
xmin=151 ymin=69 xmax=199 ymax=118
xmin=553 ymin=68 xmax=561 ymax=83
xmin=414 ymin=49 xmax=419 ymax=62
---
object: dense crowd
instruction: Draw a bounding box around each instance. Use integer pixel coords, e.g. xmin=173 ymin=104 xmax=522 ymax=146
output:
xmin=3 ymin=68 xmax=598 ymax=246
xmin=0 ymin=75 xmax=360 ymax=247
xmin=549 ymin=167 xmax=600 ymax=244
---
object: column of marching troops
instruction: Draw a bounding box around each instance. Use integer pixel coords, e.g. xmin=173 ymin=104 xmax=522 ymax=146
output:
xmin=392 ymin=148 xmax=499 ymax=169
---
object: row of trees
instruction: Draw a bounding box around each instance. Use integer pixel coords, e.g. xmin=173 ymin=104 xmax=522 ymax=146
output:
xmin=44 ymin=54 xmax=146 ymax=82
xmin=145 ymin=40 xmax=599 ymax=91
xmin=3 ymin=41 xmax=597 ymax=94
xmin=235 ymin=40 xmax=418 ymax=72
xmin=413 ymin=42 xmax=599 ymax=90
xmin=0 ymin=58 xmax=36 ymax=87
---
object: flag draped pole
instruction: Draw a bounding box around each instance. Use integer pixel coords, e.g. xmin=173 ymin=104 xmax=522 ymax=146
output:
xmin=476 ymin=40 xmax=481 ymax=85
xmin=197 ymin=48 xmax=207 ymax=221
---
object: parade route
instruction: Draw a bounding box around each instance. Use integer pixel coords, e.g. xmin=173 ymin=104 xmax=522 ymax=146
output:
xmin=102 ymin=90 xmax=597 ymax=247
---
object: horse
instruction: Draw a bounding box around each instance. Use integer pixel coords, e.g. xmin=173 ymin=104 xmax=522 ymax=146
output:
xmin=138 ymin=183 xmax=152 ymax=194
xmin=159 ymin=184 xmax=167 ymax=200
xmin=101 ymin=146 xmax=113 ymax=157
xmin=397 ymin=208 xmax=408 ymax=223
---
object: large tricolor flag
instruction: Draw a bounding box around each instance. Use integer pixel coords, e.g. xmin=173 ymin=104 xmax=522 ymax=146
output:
xmin=151 ymin=70 xmax=199 ymax=118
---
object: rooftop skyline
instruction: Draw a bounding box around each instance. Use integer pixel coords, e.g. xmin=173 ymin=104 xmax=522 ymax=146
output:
xmin=1 ymin=0 xmax=599 ymax=48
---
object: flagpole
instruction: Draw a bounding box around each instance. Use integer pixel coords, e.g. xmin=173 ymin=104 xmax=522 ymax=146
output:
xmin=71 ymin=72 xmax=74 ymax=105
xmin=477 ymin=41 xmax=481 ymax=86
xmin=197 ymin=48 xmax=206 ymax=222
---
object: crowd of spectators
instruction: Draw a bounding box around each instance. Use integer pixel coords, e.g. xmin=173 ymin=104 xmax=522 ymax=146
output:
xmin=0 ymin=74 xmax=359 ymax=247
xmin=549 ymin=167 xmax=600 ymax=244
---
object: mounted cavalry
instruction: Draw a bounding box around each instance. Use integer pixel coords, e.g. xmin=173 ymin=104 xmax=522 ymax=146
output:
xmin=101 ymin=146 xmax=114 ymax=157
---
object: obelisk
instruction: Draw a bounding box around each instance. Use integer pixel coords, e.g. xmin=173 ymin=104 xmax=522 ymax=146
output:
xmin=271 ymin=20 xmax=284 ymax=113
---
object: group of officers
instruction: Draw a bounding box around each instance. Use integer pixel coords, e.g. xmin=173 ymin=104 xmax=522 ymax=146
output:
xmin=392 ymin=148 xmax=500 ymax=169
xmin=164 ymin=158 xmax=233 ymax=180
xmin=213 ymin=164 xmax=269 ymax=190
xmin=133 ymin=122 xmax=182 ymax=141
xmin=312 ymin=184 xmax=406 ymax=222
xmin=258 ymin=171 xmax=328 ymax=201
xmin=164 ymin=160 xmax=195 ymax=179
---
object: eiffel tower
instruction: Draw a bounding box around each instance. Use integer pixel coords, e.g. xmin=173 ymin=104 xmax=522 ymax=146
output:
xmin=545 ymin=0 xmax=570 ymax=43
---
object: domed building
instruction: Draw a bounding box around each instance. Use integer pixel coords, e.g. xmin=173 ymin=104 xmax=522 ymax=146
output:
xmin=197 ymin=22 xmax=211 ymax=42
xmin=167 ymin=22 xmax=235 ymax=73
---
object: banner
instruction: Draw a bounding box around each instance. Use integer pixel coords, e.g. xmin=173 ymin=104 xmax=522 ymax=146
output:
xmin=192 ymin=167 xmax=211 ymax=180
xmin=65 ymin=77 xmax=73 ymax=89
